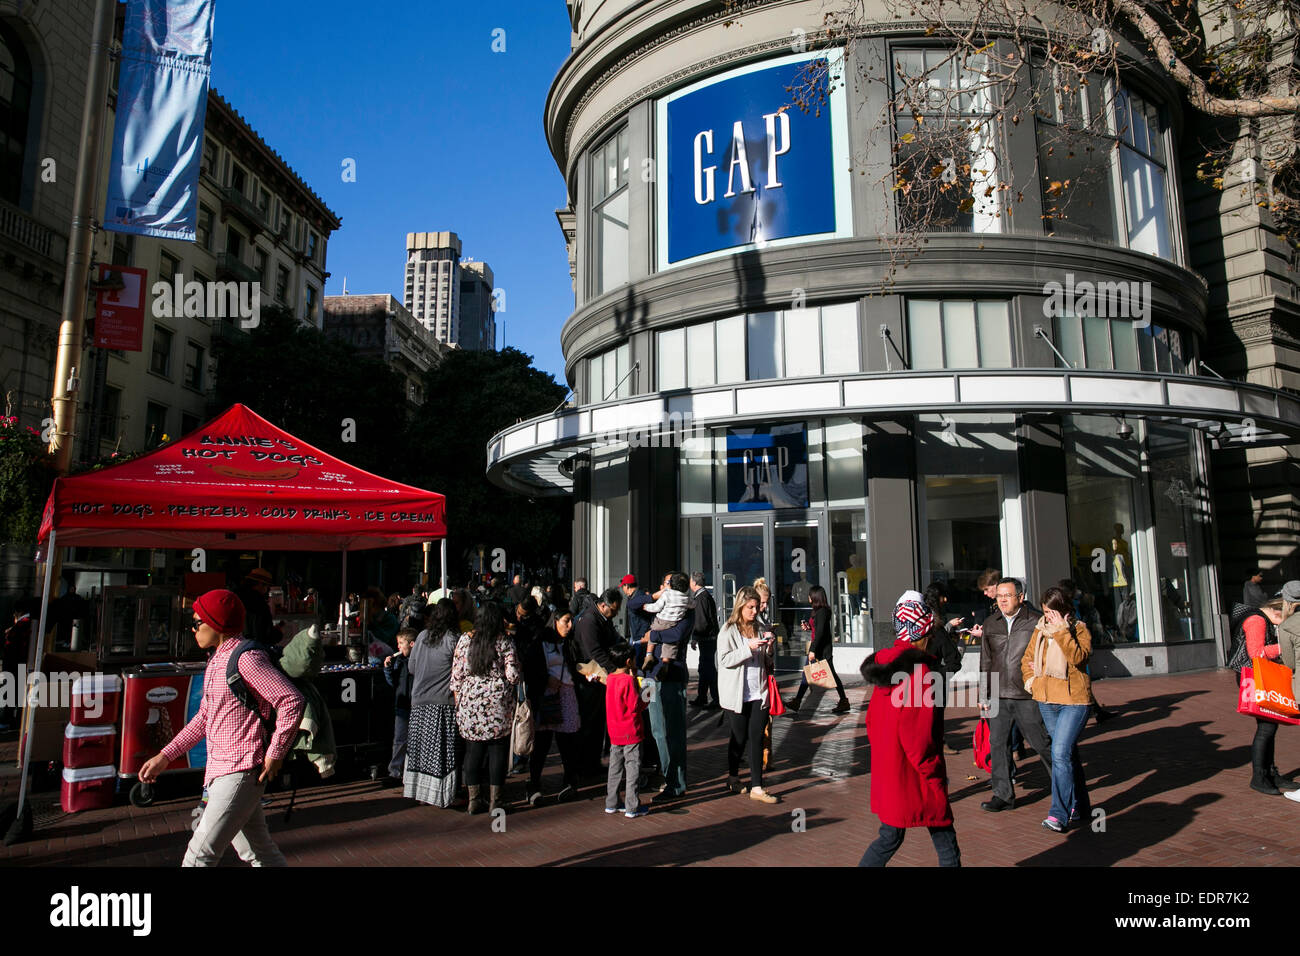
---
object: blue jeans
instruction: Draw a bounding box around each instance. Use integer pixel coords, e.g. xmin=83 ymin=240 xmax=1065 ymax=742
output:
xmin=1037 ymin=702 xmax=1089 ymax=823
xmin=644 ymin=678 xmax=688 ymax=794
xmin=859 ymin=823 xmax=960 ymax=867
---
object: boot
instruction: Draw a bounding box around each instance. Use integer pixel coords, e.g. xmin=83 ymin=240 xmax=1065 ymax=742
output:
xmin=489 ymin=785 xmax=505 ymax=813
xmin=832 ymin=698 xmax=851 ymax=714
xmin=1251 ymin=771 xmax=1281 ymax=795
xmin=1271 ymin=766 xmax=1300 ymax=791
xmin=467 ymin=785 xmax=486 ymax=814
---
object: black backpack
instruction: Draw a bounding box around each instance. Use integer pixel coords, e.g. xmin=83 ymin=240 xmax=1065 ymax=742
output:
xmin=225 ymin=640 xmax=283 ymax=742
xmin=1226 ymin=603 xmax=1275 ymax=671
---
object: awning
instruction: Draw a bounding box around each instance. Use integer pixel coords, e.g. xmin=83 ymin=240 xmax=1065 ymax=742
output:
xmin=486 ymin=368 xmax=1300 ymax=494
xmin=39 ymin=403 xmax=446 ymax=550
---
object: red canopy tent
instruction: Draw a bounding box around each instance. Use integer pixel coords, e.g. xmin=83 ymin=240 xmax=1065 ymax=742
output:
xmin=38 ymin=403 xmax=445 ymax=550
xmin=12 ymin=405 xmax=446 ymax=832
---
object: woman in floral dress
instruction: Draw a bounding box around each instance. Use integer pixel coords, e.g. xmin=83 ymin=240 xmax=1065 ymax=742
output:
xmin=451 ymin=602 xmax=520 ymax=814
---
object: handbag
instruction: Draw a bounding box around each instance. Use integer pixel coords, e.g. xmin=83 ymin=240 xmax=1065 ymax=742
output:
xmin=803 ymin=659 xmax=837 ymax=690
xmin=767 ymin=674 xmax=786 ymax=716
xmin=540 ymin=691 xmax=563 ymax=725
xmin=511 ymin=697 xmax=535 ymax=756
xmin=973 ymin=717 xmax=992 ymax=772
xmin=1252 ymin=657 xmax=1300 ymax=718
xmin=1237 ymin=666 xmax=1300 ymax=725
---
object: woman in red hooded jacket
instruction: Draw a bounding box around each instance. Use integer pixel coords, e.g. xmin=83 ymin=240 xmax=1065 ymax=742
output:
xmin=857 ymin=591 xmax=960 ymax=867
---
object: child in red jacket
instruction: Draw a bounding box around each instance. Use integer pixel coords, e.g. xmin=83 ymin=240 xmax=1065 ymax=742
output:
xmin=604 ymin=642 xmax=649 ymax=818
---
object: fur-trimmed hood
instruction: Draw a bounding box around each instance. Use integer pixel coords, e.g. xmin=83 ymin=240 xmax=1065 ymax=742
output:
xmin=860 ymin=642 xmax=936 ymax=687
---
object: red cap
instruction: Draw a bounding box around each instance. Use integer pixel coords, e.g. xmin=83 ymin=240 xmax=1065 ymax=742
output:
xmin=620 ymin=574 xmax=636 ymax=586
xmin=193 ymin=589 xmax=246 ymax=636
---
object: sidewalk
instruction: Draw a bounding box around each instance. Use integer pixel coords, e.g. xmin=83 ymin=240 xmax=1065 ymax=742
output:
xmin=0 ymin=668 xmax=1293 ymax=866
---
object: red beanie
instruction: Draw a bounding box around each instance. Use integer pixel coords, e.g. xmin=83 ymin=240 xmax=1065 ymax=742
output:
xmin=193 ymin=589 xmax=246 ymax=636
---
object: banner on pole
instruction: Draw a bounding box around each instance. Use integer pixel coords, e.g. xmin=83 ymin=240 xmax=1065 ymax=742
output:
xmin=104 ymin=0 xmax=216 ymax=241
xmin=94 ymin=265 xmax=148 ymax=350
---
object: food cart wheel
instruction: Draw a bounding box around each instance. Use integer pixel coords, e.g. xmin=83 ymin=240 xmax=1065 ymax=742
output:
xmin=129 ymin=782 xmax=155 ymax=808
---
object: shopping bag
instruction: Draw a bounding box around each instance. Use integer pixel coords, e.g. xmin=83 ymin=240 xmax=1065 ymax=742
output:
xmin=511 ymin=698 xmax=535 ymax=756
xmin=1237 ymin=667 xmax=1300 ymax=725
xmin=803 ymin=659 xmax=837 ymax=690
xmin=1252 ymin=657 xmax=1300 ymax=717
xmin=767 ymin=675 xmax=785 ymax=716
xmin=973 ymin=717 xmax=992 ymax=772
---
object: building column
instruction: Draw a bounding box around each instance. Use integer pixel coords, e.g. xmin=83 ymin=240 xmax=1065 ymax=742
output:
xmin=866 ymin=420 xmax=918 ymax=651
xmin=627 ymin=443 xmax=677 ymax=584
xmin=1018 ymin=415 xmax=1072 ymax=599
xmin=570 ymin=454 xmax=591 ymax=586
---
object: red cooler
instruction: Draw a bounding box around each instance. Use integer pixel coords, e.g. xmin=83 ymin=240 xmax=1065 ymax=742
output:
xmin=63 ymin=724 xmax=117 ymax=769
xmin=70 ymin=674 xmax=123 ymax=725
xmin=61 ymin=765 xmax=117 ymax=813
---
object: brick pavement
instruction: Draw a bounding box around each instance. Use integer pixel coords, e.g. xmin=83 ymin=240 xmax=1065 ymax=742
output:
xmin=0 ymin=667 xmax=1294 ymax=867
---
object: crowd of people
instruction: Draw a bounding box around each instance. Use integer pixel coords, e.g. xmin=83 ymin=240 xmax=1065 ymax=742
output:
xmin=136 ymin=558 xmax=1300 ymax=867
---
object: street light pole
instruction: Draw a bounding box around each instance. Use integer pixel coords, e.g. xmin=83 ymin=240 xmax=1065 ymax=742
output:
xmin=49 ymin=0 xmax=116 ymax=474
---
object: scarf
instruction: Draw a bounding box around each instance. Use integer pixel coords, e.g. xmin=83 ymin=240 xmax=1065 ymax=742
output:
xmin=1028 ymin=618 xmax=1072 ymax=687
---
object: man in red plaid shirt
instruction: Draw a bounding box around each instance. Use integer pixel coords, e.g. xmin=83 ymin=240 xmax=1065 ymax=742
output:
xmin=139 ymin=589 xmax=305 ymax=866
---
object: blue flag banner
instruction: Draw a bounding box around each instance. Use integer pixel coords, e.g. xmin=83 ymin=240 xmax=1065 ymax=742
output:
xmin=104 ymin=0 xmax=215 ymax=241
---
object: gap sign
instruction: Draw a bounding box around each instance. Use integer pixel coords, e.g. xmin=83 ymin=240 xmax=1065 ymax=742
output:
xmin=657 ymin=51 xmax=848 ymax=267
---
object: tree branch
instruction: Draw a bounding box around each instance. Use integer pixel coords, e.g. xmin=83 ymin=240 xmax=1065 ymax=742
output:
xmin=1111 ymin=0 xmax=1299 ymax=116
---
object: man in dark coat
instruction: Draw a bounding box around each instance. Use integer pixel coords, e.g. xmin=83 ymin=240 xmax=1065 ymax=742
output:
xmin=236 ymin=568 xmax=279 ymax=647
xmin=573 ymin=588 xmax=622 ymax=775
xmin=688 ymin=572 xmax=720 ymax=709
xmin=974 ymin=577 xmax=1053 ymax=812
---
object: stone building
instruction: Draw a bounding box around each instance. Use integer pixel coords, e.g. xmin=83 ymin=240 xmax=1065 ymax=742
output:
xmin=487 ymin=0 xmax=1300 ymax=677
xmin=322 ymin=293 xmax=447 ymax=409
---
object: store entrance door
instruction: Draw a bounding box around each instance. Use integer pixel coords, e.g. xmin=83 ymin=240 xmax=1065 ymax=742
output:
xmin=714 ymin=512 xmax=828 ymax=658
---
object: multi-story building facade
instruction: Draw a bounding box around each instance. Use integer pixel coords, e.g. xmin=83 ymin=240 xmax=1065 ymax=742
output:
xmin=0 ymin=0 xmax=340 ymax=459
xmin=459 ymin=259 xmax=498 ymax=351
xmin=403 ymin=232 xmax=498 ymax=351
xmin=0 ymin=1 xmax=92 ymax=434
xmin=487 ymin=0 xmax=1300 ymax=678
xmin=404 ymin=231 xmax=462 ymax=346
xmin=322 ymin=293 xmax=447 ymax=409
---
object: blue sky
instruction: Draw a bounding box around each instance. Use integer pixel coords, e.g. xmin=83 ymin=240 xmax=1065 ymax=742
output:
xmin=209 ymin=0 xmax=576 ymax=383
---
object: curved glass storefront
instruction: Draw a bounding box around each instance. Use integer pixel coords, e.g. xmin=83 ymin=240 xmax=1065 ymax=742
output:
xmin=491 ymin=1 xmax=1300 ymax=674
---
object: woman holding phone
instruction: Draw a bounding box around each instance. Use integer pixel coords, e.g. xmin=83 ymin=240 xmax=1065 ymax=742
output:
xmin=718 ymin=585 xmax=779 ymax=804
xmin=1020 ymin=585 xmax=1093 ymax=832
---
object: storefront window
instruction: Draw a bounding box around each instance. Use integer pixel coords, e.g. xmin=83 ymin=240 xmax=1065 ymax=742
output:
xmin=907 ymin=300 xmax=1012 ymax=368
xmin=590 ymin=446 xmax=629 ymax=590
xmin=591 ymin=129 xmax=629 ymax=295
xmin=916 ymin=414 xmax=1022 ymax=624
xmin=681 ymin=516 xmax=714 ymax=588
xmin=1034 ymin=62 xmax=1175 ymax=261
xmin=892 ymin=48 xmax=1000 ymax=233
xmin=1146 ymin=423 xmax=1215 ymax=643
xmin=829 ymin=509 xmax=871 ymax=645
xmin=588 ymin=343 xmax=630 ymax=403
xmin=1063 ymin=415 xmax=1141 ymax=643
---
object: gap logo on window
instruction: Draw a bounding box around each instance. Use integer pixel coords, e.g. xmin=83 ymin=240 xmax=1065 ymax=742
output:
xmin=657 ymin=51 xmax=851 ymax=268
xmin=726 ymin=424 xmax=809 ymax=512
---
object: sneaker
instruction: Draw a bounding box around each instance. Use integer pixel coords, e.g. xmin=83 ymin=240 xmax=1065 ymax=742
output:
xmin=527 ymin=790 xmax=544 ymax=807
xmin=749 ymin=787 xmax=779 ymax=804
xmin=556 ymin=785 xmax=576 ymax=803
xmin=604 ymin=807 xmax=620 ymax=814
xmin=726 ymin=775 xmax=744 ymax=794
xmin=624 ymin=805 xmax=649 ymax=818
xmin=1285 ymin=789 xmax=1300 ymax=804
xmin=1041 ymin=816 xmax=1066 ymax=833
